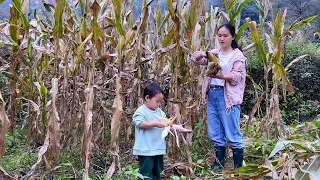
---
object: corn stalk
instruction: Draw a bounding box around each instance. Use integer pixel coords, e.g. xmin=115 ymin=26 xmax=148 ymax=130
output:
xmin=245 ymin=12 xmax=318 ymax=138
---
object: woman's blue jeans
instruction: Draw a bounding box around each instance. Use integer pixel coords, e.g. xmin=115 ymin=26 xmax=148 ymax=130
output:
xmin=207 ymin=87 xmax=244 ymax=149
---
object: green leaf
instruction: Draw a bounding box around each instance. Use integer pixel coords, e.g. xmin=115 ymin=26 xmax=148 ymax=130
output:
xmin=248 ymin=22 xmax=267 ymax=63
xmin=269 ymin=140 xmax=314 ymax=159
xmin=246 ymin=74 xmax=262 ymax=91
xmin=34 ymin=82 xmax=48 ymax=98
xmin=40 ymin=82 xmax=48 ymax=96
xmin=112 ymin=0 xmax=125 ymax=36
xmin=124 ymin=170 xmax=133 ymax=174
xmin=11 ymin=0 xmax=29 ymax=32
xmin=28 ymin=38 xmax=33 ymax=60
xmin=53 ymin=0 xmax=66 ymax=38
xmin=91 ymin=0 xmax=104 ymax=53
xmin=80 ymin=17 xmax=87 ymax=41
xmin=229 ymin=0 xmax=238 ymax=10
xmin=156 ymin=5 xmax=162 ymax=26
xmin=230 ymin=0 xmax=254 ymax=25
xmin=273 ymin=54 xmax=286 ymax=76
xmin=106 ymin=35 xmax=117 ymax=48
xmin=224 ymin=0 xmax=230 ymax=10
xmin=289 ymin=15 xmax=318 ymax=31
xmin=197 ymin=159 xmax=203 ymax=164
xmin=0 ymin=0 xmax=5 ymax=5
xmin=136 ymin=173 xmax=147 ymax=179
xmin=269 ymin=140 xmax=296 ymax=158
xmin=163 ymin=27 xmax=176 ymax=47
xmin=106 ymin=17 xmax=116 ymax=27
xmin=232 ymin=164 xmax=268 ymax=175
xmin=236 ymin=21 xmax=251 ymax=42
xmin=9 ymin=7 xmax=19 ymax=50
xmin=291 ymin=143 xmax=314 ymax=153
xmin=273 ymin=11 xmax=284 ymax=45
xmin=188 ymin=0 xmax=197 ymax=29
xmin=167 ymin=0 xmax=175 ymax=19
xmin=79 ymin=0 xmax=85 ymax=15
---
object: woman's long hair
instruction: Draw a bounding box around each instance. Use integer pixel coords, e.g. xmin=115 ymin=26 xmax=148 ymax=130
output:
xmin=217 ymin=23 xmax=242 ymax=51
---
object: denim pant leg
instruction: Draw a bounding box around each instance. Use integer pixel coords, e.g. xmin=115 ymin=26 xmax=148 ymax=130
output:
xmin=217 ymin=100 xmax=244 ymax=149
xmin=207 ymin=88 xmax=227 ymax=147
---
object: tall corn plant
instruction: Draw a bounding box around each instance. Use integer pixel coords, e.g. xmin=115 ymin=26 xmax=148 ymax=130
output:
xmin=245 ymin=12 xmax=318 ymax=138
xmin=221 ymin=0 xmax=254 ymax=33
xmin=220 ymin=0 xmax=256 ymax=52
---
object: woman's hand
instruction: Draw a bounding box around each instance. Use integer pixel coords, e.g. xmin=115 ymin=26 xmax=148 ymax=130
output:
xmin=204 ymin=67 xmax=222 ymax=78
xmin=213 ymin=71 xmax=224 ymax=79
xmin=205 ymin=71 xmax=233 ymax=81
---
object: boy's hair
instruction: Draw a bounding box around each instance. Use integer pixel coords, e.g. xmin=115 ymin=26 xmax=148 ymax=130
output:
xmin=143 ymin=83 xmax=164 ymax=99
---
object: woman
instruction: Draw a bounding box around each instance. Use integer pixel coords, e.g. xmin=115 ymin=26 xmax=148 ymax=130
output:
xmin=191 ymin=23 xmax=247 ymax=171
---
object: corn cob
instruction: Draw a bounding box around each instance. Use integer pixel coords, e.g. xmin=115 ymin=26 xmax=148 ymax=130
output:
xmin=206 ymin=51 xmax=219 ymax=63
xmin=205 ymin=52 xmax=221 ymax=77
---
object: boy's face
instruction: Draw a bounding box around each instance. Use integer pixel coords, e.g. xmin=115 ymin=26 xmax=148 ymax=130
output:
xmin=145 ymin=93 xmax=164 ymax=111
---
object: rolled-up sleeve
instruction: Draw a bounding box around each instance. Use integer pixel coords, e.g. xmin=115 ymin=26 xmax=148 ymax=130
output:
xmin=191 ymin=51 xmax=209 ymax=65
xmin=133 ymin=111 xmax=145 ymax=127
xmin=229 ymin=60 xmax=246 ymax=86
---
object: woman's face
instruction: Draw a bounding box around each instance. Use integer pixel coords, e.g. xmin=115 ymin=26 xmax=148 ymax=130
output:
xmin=217 ymin=27 xmax=235 ymax=49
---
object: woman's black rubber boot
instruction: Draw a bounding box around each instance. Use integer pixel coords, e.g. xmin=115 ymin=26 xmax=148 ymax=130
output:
xmin=211 ymin=146 xmax=226 ymax=172
xmin=232 ymin=148 xmax=244 ymax=170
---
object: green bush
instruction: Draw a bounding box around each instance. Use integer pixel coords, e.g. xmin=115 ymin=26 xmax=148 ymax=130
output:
xmin=244 ymin=39 xmax=320 ymax=124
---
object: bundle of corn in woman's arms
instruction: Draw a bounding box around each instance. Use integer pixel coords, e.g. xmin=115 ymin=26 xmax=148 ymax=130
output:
xmin=204 ymin=51 xmax=221 ymax=77
xmin=153 ymin=115 xmax=192 ymax=147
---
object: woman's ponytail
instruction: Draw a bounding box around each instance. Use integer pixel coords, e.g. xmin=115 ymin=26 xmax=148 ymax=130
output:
xmin=232 ymin=39 xmax=242 ymax=51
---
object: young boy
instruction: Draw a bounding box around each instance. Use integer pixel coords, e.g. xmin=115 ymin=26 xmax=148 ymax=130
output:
xmin=133 ymin=83 xmax=167 ymax=180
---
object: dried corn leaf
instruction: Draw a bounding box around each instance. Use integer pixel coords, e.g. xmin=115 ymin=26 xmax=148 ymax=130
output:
xmin=21 ymin=132 xmax=50 ymax=180
xmin=0 ymin=165 xmax=15 ymax=180
xmin=0 ymin=90 xmax=10 ymax=158
xmin=82 ymin=72 xmax=94 ymax=180
xmin=106 ymin=161 xmax=116 ymax=179
xmin=47 ymin=78 xmax=60 ymax=162
xmin=108 ymin=74 xmax=123 ymax=177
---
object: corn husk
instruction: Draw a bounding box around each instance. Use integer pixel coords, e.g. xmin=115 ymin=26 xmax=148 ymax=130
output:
xmin=205 ymin=52 xmax=221 ymax=76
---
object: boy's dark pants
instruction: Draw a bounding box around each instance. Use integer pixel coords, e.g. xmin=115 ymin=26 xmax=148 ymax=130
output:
xmin=138 ymin=155 xmax=164 ymax=180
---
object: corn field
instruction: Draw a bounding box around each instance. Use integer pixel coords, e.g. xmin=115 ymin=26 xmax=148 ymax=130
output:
xmin=0 ymin=0 xmax=319 ymax=179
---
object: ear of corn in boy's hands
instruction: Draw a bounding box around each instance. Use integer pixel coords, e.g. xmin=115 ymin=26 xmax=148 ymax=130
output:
xmin=153 ymin=115 xmax=192 ymax=141
xmin=171 ymin=124 xmax=192 ymax=132
xmin=153 ymin=115 xmax=177 ymax=127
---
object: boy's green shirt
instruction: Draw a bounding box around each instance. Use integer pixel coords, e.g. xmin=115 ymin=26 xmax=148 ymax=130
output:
xmin=133 ymin=104 xmax=166 ymax=156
